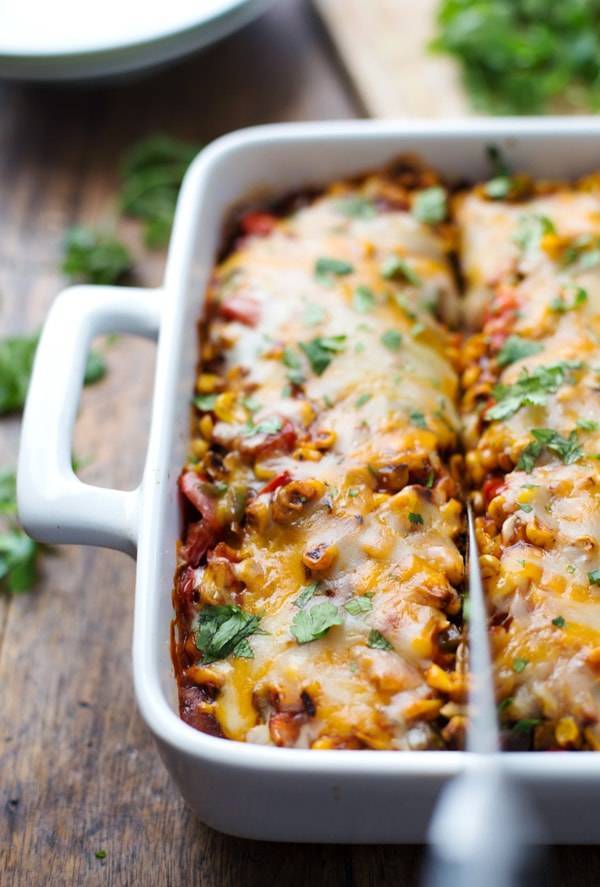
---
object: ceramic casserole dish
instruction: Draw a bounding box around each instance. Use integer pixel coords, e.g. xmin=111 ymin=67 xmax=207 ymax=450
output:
xmin=17 ymin=119 xmax=600 ymax=843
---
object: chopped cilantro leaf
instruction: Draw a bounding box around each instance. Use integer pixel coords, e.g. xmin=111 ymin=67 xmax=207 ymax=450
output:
xmin=0 ymin=334 xmax=106 ymax=415
xmin=120 ymin=134 xmax=199 ymax=248
xmin=315 ymin=257 xmax=354 ymax=283
xmin=303 ymin=302 xmax=325 ymax=326
xmin=497 ymin=335 xmax=543 ymax=368
xmin=512 ymin=718 xmax=541 ymax=736
xmin=282 ymin=347 xmax=305 ymax=385
xmin=294 ymin=582 xmax=319 ymax=609
xmin=518 ymin=502 xmax=533 ymax=513
xmin=352 ymin=285 xmax=376 ymax=313
xmin=344 ymin=596 xmax=373 ymax=616
xmin=513 ymin=214 xmax=555 ymax=252
xmin=0 ymin=530 xmax=40 ymax=594
xmin=408 ymin=511 xmax=424 ymax=525
xmin=367 ymin=629 xmax=393 ymax=650
xmin=380 ymin=256 xmax=422 ymax=286
xmin=355 ymin=393 xmax=372 ymax=408
xmin=487 ymin=361 xmax=582 ymax=421
xmin=484 ymin=176 xmax=514 ymax=199
xmin=0 ymin=470 xmax=16 ymax=515
xmin=244 ymin=417 xmax=283 ymax=437
xmin=552 ymin=615 xmax=566 ymax=628
xmin=300 ymin=336 xmax=347 ymax=375
xmin=412 ymin=187 xmax=447 ymax=224
xmin=588 ymin=570 xmax=600 ymax=586
xmin=577 ymin=418 xmax=599 ymax=432
xmin=498 ymin=696 xmax=514 ymax=714
xmin=195 ymin=604 xmax=261 ymax=664
xmin=409 ymin=409 xmax=428 ymax=429
xmin=335 ymin=195 xmax=377 ymax=219
xmin=550 ymin=286 xmax=588 ymax=314
xmin=380 ymin=330 xmax=403 ymax=351
xmin=291 ymin=601 xmax=341 ymax=644
xmin=513 ymin=657 xmax=529 ymax=673
xmin=194 ymin=394 xmax=217 ymax=411
xmin=530 ymin=428 xmax=582 ymax=465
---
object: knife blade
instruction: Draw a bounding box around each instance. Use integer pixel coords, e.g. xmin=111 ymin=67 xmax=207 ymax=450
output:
xmin=423 ymin=505 xmax=544 ymax=887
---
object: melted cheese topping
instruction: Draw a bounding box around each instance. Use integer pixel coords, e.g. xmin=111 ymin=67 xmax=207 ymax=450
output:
xmin=460 ymin=178 xmax=600 ymax=750
xmin=173 ymin=170 xmax=466 ymax=750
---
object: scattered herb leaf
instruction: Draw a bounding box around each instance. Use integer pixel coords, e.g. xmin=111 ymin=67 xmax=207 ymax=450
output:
xmin=120 ymin=134 xmax=199 ymax=248
xmin=335 ymin=195 xmax=377 ymax=219
xmin=291 ymin=601 xmax=341 ymax=644
xmin=497 ymin=335 xmax=543 ymax=368
xmin=513 ymin=657 xmax=529 ymax=673
xmin=552 ymin=615 xmax=566 ymax=628
xmin=367 ymin=629 xmax=393 ymax=650
xmin=344 ymin=596 xmax=373 ymax=616
xmin=380 ymin=256 xmax=422 ymax=286
xmin=408 ymin=511 xmax=424 ymax=525
xmin=380 ymin=329 xmax=403 ymax=351
xmin=488 ymin=361 xmax=582 ymax=421
xmin=314 ymin=257 xmax=354 ymax=283
xmin=294 ymin=582 xmax=319 ymax=609
xmin=412 ymin=187 xmax=447 ymax=224
xmin=62 ymin=227 xmax=132 ymax=285
xmin=352 ymin=285 xmax=376 ymax=313
xmin=195 ymin=604 xmax=261 ymax=664
xmin=300 ymin=335 xmax=347 ymax=375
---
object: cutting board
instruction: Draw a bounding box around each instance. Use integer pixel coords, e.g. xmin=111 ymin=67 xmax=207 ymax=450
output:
xmin=314 ymin=0 xmax=471 ymax=118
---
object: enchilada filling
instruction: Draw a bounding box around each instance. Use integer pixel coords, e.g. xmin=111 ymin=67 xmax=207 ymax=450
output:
xmin=172 ymin=166 xmax=468 ymax=750
xmin=458 ymin=174 xmax=600 ymax=750
xmin=174 ymin=160 xmax=600 ymax=751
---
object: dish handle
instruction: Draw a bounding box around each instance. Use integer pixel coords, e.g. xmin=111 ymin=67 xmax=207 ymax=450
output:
xmin=17 ymin=284 xmax=162 ymax=558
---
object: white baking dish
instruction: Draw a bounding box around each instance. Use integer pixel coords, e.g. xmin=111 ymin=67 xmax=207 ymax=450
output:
xmin=17 ymin=118 xmax=600 ymax=844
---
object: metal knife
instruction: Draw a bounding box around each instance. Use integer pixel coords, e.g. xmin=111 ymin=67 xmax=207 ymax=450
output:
xmin=423 ymin=505 xmax=545 ymax=887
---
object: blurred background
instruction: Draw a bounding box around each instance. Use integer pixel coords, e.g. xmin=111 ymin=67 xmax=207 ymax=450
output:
xmin=2 ymin=0 xmax=600 ymax=883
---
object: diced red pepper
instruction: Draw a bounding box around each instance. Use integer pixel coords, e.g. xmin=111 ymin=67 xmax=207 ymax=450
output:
xmin=219 ymin=294 xmax=260 ymax=326
xmin=259 ymin=470 xmax=292 ymax=495
xmin=243 ymin=418 xmax=297 ymax=459
xmin=240 ymin=211 xmax=277 ymax=237
xmin=483 ymin=476 xmax=506 ymax=507
xmin=176 ymin=565 xmax=197 ymax=619
xmin=179 ymin=471 xmax=221 ymax=567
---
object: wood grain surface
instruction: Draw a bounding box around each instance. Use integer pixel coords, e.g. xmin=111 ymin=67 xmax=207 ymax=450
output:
xmin=0 ymin=1 xmax=598 ymax=884
xmin=313 ymin=0 xmax=470 ymax=118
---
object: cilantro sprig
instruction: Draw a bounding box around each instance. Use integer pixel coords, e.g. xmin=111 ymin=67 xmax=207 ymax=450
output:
xmin=488 ymin=361 xmax=582 ymax=422
xmin=496 ymin=336 xmax=543 ymax=368
xmin=0 ymin=334 xmax=106 ymax=415
xmin=291 ymin=601 xmax=341 ymax=644
xmin=517 ymin=427 xmax=582 ymax=472
xmin=62 ymin=227 xmax=132 ymax=285
xmin=120 ymin=134 xmax=199 ymax=248
xmin=433 ymin=1 xmax=600 ymax=115
xmin=412 ymin=187 xmax=447 ymax=224
xmin=300 ymin=335 xmax=346 ymax=375
xmin=195 ymin=604 xmax=262 ymax=663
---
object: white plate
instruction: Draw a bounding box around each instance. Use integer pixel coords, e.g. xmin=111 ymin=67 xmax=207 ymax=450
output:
xmin=0 ymin=0 xmax=274 ymax=81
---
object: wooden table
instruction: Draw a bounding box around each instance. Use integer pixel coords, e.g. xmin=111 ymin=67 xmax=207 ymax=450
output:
xmin=0 ymin=1 xmax=598 ymax=883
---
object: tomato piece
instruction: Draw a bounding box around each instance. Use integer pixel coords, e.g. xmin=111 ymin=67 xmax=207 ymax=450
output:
xmin=243 ymin=418 xmax=297 ymax=459
xmin=219 ymin=294 xmax=260 ymax=326
xmin=240 ymin=211 xmax=277 ymax=237
xmin=179 ymin=472 xmax=219 ymax=523
xmin=179 ymin=471 xmax=221 ymax=567
xmin=259 ymin=470 xmax=292 ymax=495
xmin=483 ymin=476 xmax=506 ymax=507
